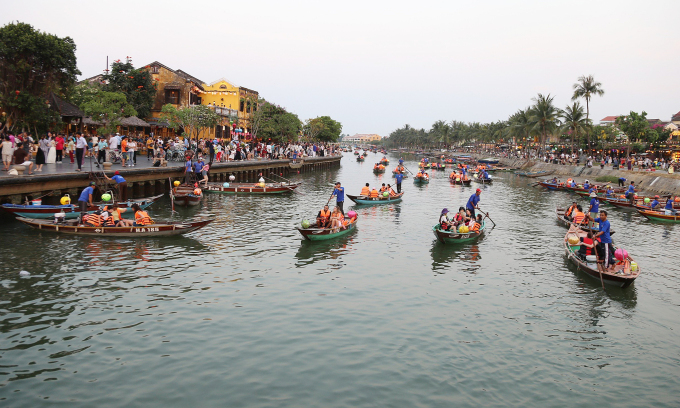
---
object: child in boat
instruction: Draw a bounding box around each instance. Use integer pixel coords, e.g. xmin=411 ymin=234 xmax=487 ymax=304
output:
xmin=439 ymin=208 xmax=451 ymax=231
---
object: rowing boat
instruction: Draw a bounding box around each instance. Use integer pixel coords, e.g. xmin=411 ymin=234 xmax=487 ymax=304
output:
xmin=636 ymin=208 xmax=680 ymax=223
xmin=392 ymin=171 xmax=409 ymax=178
xmin=433 ymin=221 xmax=486 ymax=244
xmin=413 ymin=176 xmax=430 ymax=185
xmin=347 ymin=193 xmax=404 ymax=205
xmin=203 ymin=181 xmax=301 ymax=195
xmin=297 ymin=219 xmax=357 ymax=241
xmin=171 ymin=185 xmax=203 ymax=206
xmin=599 ymin=196 xmax=635 ymax=209
xmin=449 ymin=176 xmax=472 ymax=186
xmin=515 ymin=170 xmax=553 ymax=178
xmin=373 ymin=167 xmax=386 ymax=174
xmin=555 ymin=208 xmax=616 ymax=235
xmin=564 ymin=230 xmax=639 ymax=288
xmin=478 ymin=158 xmax=499 ymax=164
xmin=537 ymin=181 xmax=564 ymax=190
xmin=16 ymin=217 xmax=213 ymax=237
xmin=473 ymin=176 xmax=493 ymax=184
xmin=357 ymin=156 xmax=365 ymax=162
xmin=1 ymin=194 xmax=163 ymax=219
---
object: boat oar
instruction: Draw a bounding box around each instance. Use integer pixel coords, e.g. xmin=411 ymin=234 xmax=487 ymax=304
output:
xmin=259 ymin=174 xmax=306 ymax=195
xmin=168 ymin=177 xmax=176 ymax=213
xmin=479 ymin=208 xmax=496 ymax=227
xmin=587 ymin=223 xmax=606 ymax=290
xmin=402 ymin=165 xmax=415 ymax=175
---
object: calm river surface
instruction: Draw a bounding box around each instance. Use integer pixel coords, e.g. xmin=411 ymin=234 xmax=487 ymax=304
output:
xmin=1 ymin=154 xmax=679 ymax=407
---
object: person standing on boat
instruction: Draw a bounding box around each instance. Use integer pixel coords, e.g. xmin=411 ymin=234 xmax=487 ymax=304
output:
xmin=466 ymin=189 xmax=481 ymax=219
xmin=625 ymin=181 xmax=636 ymax=204
xmin=332 ymin=182 xmax=345 ymax=215
xmin=665 ymin=197 xmax=677 ymax=215
xmin=593 ymin=210 xmax=614 ymax=272
xmin=184 ymin=156 xmax=193 ymax=185
xmin=395 ymin=171 xmax=404 ymax=193
xmin=588 ymin=192 xmax=600 ymax=228
xmin=103 ymin=171 xmax=128 ymax=202
xmin=77 ymin=181 xmax=96 ymax=217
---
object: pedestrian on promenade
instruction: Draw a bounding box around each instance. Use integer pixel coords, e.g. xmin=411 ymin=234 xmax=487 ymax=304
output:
xmin=55 ymin=133 xmax=64 ymax=163
xmin=75 ymin=132 xmax=87 ymax=172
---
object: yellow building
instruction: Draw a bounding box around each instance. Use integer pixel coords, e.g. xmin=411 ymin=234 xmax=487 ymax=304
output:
xmin=198 ymin=79 xmax=240 ymax=139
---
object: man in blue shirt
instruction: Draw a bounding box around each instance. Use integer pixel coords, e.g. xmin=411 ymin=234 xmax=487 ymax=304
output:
xmin=593 ymin=210 xmax=614 ymax=272
xmin=626 ymin=181 xmax=636 ymax=204
xmin=665 ymin=197 xmax=677 ymax=215
xmin=588 ymin=192 xmax=599 ymax=227
xmin=78 ymin=181 xmax=96 ymax=216
xmin=583 ymin=180 xmax=590 ymax=190
xmin=332 ymin=182 xmax=345 ymax=215
xmin=104 ymin=170 xmax=128 ymax=201
xmin=618 ymin=176 xmax=626 ymax=187
xmin=466 ymin=188 xmax=481 ymax=219
xmin=395 ymin=171 xmax=404 ymax=193
xmin=184 ymin=157 xmax=193 ymax=185
xmin=650 ymin=195 xmax=660 ymax=209
xmin=194 ymin=158 xmax=204 ymax=174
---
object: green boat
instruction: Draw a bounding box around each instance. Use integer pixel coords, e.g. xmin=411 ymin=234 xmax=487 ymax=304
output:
xmin=297 ymin=219 xmax=357 ymax=241
xmin=432 ymin=221 xmax=485 ymax=244
xmin=413 ymin=176 xmax=430 ymax=185
xmin=347 ymin=193 xmax=404 ymax=205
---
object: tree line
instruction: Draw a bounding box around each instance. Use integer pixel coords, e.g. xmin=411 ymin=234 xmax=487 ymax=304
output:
xmin=385 ymin=75 xmax=672 ymax=157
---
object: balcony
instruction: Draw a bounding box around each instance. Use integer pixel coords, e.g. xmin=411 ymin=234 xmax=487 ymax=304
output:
xmin=208 ymin=105 xmax=238 ymax=118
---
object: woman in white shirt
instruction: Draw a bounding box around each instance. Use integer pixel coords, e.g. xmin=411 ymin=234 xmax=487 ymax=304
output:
xmin=127 ymin=139 xmax=137 ymax=167
xmin=2 ymin=136 xmax=14 ymax=171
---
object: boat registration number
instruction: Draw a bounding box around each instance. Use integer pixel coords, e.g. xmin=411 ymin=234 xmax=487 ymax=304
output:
xmin=135 ymin=227 xmax=160 ymax=232
xmin=208 ymin=187 xmax=222 ymax=191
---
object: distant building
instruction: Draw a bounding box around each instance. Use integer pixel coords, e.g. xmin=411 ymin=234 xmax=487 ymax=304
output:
xmin=599 ymin=116 xmax=619 ymax=125
xmin=344 ymin=133 xmax=382 ymax=143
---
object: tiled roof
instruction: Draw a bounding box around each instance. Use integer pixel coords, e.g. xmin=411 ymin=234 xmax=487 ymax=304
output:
xmin=47 ymin=93 xmax=84 ymax=118
xmin=600 ymin=116 xmax=618 ymax=122
xmin=672 ymin=111 xmax=680 ymax=121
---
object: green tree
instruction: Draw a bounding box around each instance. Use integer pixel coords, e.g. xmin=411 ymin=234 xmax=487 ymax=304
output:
xmin=559 ymin=102 xmax=588 ymax=154
xmin=615 ymin=111 xmax=650 ymax=158
xmin=252 ymin=101 xmax=301 ymax=142
xmin=75 ymin=82 xmax=137 ymax=134
xmin=104 ymin=59 xmax=156 ymax=119
xmin=572 ymin=75 xmax=605 ymax=150
xmin=528 ymin=93 xmax=560 ymax=154
xmin=161 ymin=104 xmax=220 ymax=145
xmin=0 ymin=22 xmax=80 ymax=132
xmin=303 ymin=116 xmax=342 ymax=142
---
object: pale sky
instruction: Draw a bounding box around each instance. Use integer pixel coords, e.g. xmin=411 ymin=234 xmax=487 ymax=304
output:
xmin=4 ymin=0 xmax=679 ymax=136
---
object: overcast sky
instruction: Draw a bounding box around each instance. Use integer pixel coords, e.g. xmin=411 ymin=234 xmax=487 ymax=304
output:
xmin=5 ymin=0 xmax=679 ymax=136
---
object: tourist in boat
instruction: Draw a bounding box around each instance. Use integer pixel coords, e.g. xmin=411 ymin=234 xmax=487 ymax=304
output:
xmin=452 ymin=207 xmax=468 ymax=227
xmin=131 ymin=203 xmax=153 ymax=226
xmin=605 ymin=186 xmax=614 ymax=197
xmin=665 ymin=197 xmax=678 ymax=215
xmin=360 ymin=183 xmax=370 ymax=197
xmin=564 ymin=201 xmax=578 ymax=221
xmin=592 ymin=210 xmax=615 ymax=272
xmin=332 ymin=182 xmax=345 ymax=215
xmin=103 ymin=171 xmax=128 ymax=201
xmin=82 ymin=210 xmax=102 ymax=227
xmin=439 ymin=208 xmax=452 ymax=231
xmin=387 ymin=184 xmax=397 ymax=197
xmin=329 ymin=206 xmax=345 ymax=232
xmin=316 ymin=205 xmax=331 ymax=228
xmin=379 ymin=183 xmax=387 ymax=193
xmin=395 ymin=171 xmax=403 ymax=193
xmin=588 ymin=192 xmax=600 ymax=228
xmin=369 ymin=187 xmax=379 ymax=199
xmin=466 ymin=188 xmax=481 ymax=218
xmin=103 ymin=204 xmax=133 ymax=227
xmin=572 ymin=205 xmax=586 ymax=226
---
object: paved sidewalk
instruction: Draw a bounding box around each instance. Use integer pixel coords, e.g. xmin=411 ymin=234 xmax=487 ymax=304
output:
xmin=1 ymin=153 xmax=171 ymax=178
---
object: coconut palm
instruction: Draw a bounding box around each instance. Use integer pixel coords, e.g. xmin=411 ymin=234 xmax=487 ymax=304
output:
xmin=528 ymin=94 xmax=560 ymax=155
xmin=507 ymin=109 xmax=531 ymax=150
xmin=559 ymin=102 xmax=588 ymax=154
xmin=572 ymin=75 xmax=604 ymax=151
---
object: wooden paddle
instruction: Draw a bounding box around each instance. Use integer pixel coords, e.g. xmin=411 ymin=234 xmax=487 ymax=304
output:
xmin=168 ymin=177 xmax=176 ymax=213
xmin=478 ymin=207 xmax=496 ymax=227
xmin=587 ymin=223 xmax=606 ymax=290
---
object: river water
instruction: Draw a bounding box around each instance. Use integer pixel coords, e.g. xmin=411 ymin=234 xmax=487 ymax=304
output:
xmin=1 ymin=154 xmax=679 ymax=407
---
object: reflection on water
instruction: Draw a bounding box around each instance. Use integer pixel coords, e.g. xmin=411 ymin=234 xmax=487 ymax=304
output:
xmin=1 ymin=156 xmax=679 ymax=407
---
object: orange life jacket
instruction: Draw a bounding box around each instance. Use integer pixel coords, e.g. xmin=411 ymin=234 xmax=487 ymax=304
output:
xmin=100 ymin=213 xmax=114 ymax=226
xmin=83 ymin=213 xmax=101 ymax=227
xmin=565 ymin=204 xmax=576 ymax=217
xmin=135 ymin=210 xmax=153 ymax=225
xmin=572 ymin=211 xmax=585 ymax=225
xmin=370 ymin=189 xmax=379 ymax=198
xmin=361 ymin=186 xmax=370 ymax=196
xmin=379 ymin=186 xmax=387 ymax=192
xmin=471 ymin=222 xmax=480 ymax=231
xmin=319 ymin=209 xmax=331 ymax=220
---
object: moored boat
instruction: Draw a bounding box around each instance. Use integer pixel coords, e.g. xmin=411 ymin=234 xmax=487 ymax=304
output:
xmin=538 ymin=181 xmax=563 ymax=190
xmin=636 ymin=208 xmax=680 ymax=223
xmin=432 ymin=221 xmax=486 ymax=244
xmin=171 ymin=184 xmax=203 ymax=206
xmin=515 ymin=170 xmax=554 ymax=178
xmin=16 ymin=217 xmax=213 ymax=237
xmin=347 ymin=192 xmax=404 ymax=205
xmin=478 ymin=158 xmax=499 ymax=164
xmin=203 ymin=181 xmax=301 ymax=195
xmin=1 ymin=194 xmax=163 ymax=219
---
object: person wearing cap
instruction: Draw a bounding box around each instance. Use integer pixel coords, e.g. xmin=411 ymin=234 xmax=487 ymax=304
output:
xmin=332 ymin=182 xmax=345 ymax=215
xmin=103 ymin=170 xmax=128 ymax=201
xmin=588 ymin=192 xmax=600 ymax=228
xmin=439 ymin=208 xmax=452 ymax=231
xmin=77 ymin=181 xmax=96 ymax=217
xmin=466 ymin=188 xmax=482 ymax=219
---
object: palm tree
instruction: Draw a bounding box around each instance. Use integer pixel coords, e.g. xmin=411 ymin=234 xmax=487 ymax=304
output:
xmin=430 ymin=120 xmax=452 ymax=148
xmin=559 ymin=102 xmax=588 ymax=154
xmin=528 ymin=94 xmax=560 ymax=155
xmin=508 ymin=109 xmax=531 ymax=151
xmin=572 ymin=75 xmax=605 ymax=151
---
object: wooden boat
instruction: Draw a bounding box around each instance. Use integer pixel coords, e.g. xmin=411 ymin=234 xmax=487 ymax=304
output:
xmin=297 ymin=218 xmax=357 ymax=241
xmin=171 ymin=184 xmax=203 ymax=207
xmin=413 ymin=176 xmax=430 ymax=185
xmin=637 ymin=208 xmax=680 ymax=223
xmin=354 ymin=151 xmax=360 ymax=155
xmin=347 ymin=192 xmax=404 ymax=205
xmin=203 ymin=181 xmax=301 ymax=195
xmin=380 ymin=159 xmax=390 ymax=165
xmin=448 ymin=175 xmax=472 ymax=186
xmin=373 ymin=166 xmax=386 ymax=174
xmin=515 ymin=170 xmax=553 ymax=178
xmin=478 ymin=158 xmax=500 ymax=164
xmin=431 ymin=163 xmax=446 ymax=170
xmin=564 ymin=229 xmax=639 ymax=288
xmin=356 ymin=156 xmax=365 ymax=162
xmin=555 ymin=208 xmax=615 ymax=235
xmin=289 ymin=161 xmax=303 ymax=169
xmin=16 ymin=217 xmax=213 ymax=237
xmin=473 ymin=176 xmax=493 ymax=184
xmin=433 ymin=221 xmax=486 ymax=244
xmin=599 ymin=196 xmax=635 ymax=209
xmin=1 ymin=194 xmax=163 ymax=219
xmin=537 ymin=181 xmax=565 ymax=190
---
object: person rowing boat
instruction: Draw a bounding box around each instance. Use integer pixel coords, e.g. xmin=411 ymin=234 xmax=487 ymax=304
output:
xmin=466 ymin=188 xmax=481 ymax=219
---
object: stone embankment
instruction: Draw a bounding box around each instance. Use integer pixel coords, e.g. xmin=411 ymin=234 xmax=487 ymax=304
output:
xmin=492 ymin=156 xmax=680 ymax=196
